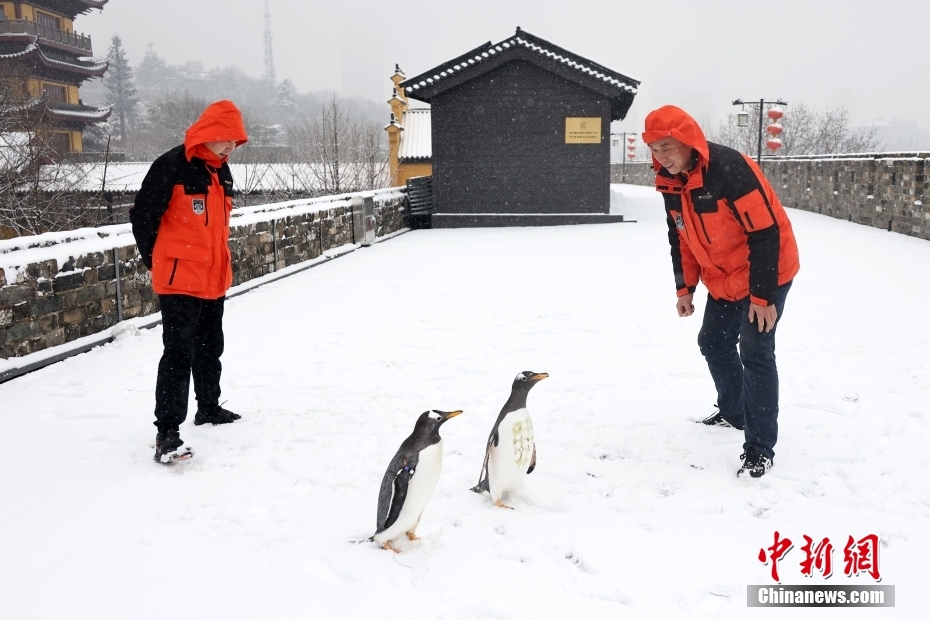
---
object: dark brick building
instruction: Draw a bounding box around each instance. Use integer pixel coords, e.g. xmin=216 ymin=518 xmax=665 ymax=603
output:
xmin=400 ymin=27 xmax=639 ymax=227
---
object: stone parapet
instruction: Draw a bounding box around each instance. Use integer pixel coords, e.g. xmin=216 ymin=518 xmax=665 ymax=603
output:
xmin=1 ymin=190 xmax=407 ymax=360
xmin=611 ymin=154 xmax=929 ymax=241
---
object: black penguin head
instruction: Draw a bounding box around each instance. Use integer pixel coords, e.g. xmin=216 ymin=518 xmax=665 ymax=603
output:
xmin=511 ymin=371 xmax=549 ymax=393
xmin=413 ymin=409 xmax=463 ymax=436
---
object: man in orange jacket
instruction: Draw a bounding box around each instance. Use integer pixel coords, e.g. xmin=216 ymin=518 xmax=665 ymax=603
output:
xmin=644 ymin=105 xmax=800 ymax=479
xmin=130 ymin=100 xmax=248 ymax=463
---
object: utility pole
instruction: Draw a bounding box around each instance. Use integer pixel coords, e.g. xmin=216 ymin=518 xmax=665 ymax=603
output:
xmin=732 ymin=98 xmax=788 ymax=164
xmin=263 ymin=0 xmax=276 ymax=85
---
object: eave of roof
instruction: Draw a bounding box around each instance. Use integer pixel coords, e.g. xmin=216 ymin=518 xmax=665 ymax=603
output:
xmin=29 ymin=0 xmax=108 ymax=17
xmin=45 ymin=101 xmax=111 ymax=121
xmin=0 ymin=39 xmax=108 ymax=75
xmin=400 ymin=28 xmax=639 ymax=119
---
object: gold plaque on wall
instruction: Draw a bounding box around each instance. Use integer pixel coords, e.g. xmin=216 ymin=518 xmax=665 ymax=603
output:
xmin=565 ymin=117 xmax=602 ymax=144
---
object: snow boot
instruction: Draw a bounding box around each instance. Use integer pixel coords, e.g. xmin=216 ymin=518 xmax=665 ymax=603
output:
xmin=737 ymin=448 xmax=773 ymax=479
xmin=194 ymin=404 xmax=241 ymax=426
xmin=698 ymin=407 xmax=744 ymax=430
xmin=154 ymin=429 xmax=193 ymax=464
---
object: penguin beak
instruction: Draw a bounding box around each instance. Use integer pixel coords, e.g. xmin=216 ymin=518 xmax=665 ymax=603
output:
xmin=440 ymin=410 xmax=463 ymax=421
xmin=530 ymin=373 xmax=549 ymax=381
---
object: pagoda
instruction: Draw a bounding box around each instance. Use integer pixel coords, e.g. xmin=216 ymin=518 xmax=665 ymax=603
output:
xmin=0 ymin=1 xmax=109 ymax=154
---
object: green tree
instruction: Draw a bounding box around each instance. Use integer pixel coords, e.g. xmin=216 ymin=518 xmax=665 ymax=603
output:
xmin=102 ymin=35 xmax=139 ymax=142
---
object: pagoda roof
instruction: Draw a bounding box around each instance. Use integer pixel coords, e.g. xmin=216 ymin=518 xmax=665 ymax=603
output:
xmin=45 ymin=101 xmax=111 ymax=122
xmin=0 ymin=40 xmax=108 ymax=76
xmin=26 ymin=1 xmax=108 ymax=19
xmin=400 ymin=28 xmax=639 ymax=121
xmin=19 ymin=98 xmax=111 ymax=122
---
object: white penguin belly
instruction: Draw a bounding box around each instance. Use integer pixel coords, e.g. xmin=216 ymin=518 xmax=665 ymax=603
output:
xmin=488 ymin=409 xmax=534 ymax=501
xmin=375 ymin=441 xmax=443 ymax=543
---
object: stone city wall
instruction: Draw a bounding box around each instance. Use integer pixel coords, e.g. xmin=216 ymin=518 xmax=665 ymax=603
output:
xmin=612 ymin=153 xmax=930 ymax=241
xmin=0 ymin=189 xmax=407 ymax=360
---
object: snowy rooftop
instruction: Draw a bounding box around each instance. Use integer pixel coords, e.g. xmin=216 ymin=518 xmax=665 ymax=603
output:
xmin=397 ymin=108 xmax=432 ymax=162
xmin=1 ymin=185 xmax=927 ymax=617
xmin=401 ymin=28 xmax=639 ymax=120
xmin=25 ymin=161 xmax=388 ymax=194
xmin=0 ymin=40 xmax=108 ymax=75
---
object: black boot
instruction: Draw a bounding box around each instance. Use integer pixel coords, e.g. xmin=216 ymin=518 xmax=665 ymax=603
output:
xmin=698 ymin=406 xmax=744 ymax=430
xmin=194 ymin=404 xmax=241 ymax=426
xmin=155 ymin=429 xmax=193 ymax=464
xmin=737 ymin=448 xmax=773 ymax=479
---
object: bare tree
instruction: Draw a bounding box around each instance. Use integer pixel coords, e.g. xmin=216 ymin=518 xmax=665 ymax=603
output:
xmin=286 ymin=95 xmax=388 ymax=196
xmin=708 ymin=103 xmax=881 ymax=156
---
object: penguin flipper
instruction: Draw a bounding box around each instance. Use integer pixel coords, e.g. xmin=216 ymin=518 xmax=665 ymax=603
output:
xmin=527 ymin=444 xmax=537 ymax=475
xmin=376 ymin=453 xmax=419 ymax=533
xmin=471 ymin=430 xmax=497 ymax=494
xmin=470 ymin=479 xmax=490 ymax=494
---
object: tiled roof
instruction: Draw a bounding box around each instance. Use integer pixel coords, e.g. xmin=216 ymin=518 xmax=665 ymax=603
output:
xmin=398 ymin=109 xmax=431 ymax=162
xmin=0 ymin=39 xmax=108 ymax=75
xmin=38 ymin=1 xmax=109 ymax=17
xmin=401 ymin=28 xmax=639 ymax=109
xmin=36 ymin=162 xmax=388 ymax=194
xmin=45 ymin=102 xmax=111 ymax=121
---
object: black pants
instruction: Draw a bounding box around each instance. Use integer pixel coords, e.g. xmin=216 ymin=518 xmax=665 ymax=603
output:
xmin=154 ymin=294 xmax=225 ymax=431
xmin=697 ymin=281 xmax=791 ymax=460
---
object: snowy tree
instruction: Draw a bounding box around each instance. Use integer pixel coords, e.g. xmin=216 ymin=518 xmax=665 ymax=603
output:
xmin=275 ymin=79 xmax=299 ymax=120
xmin=134 ymin=46 xmax=177 ymax=98
xmin=136 ymin=90 xmax=208 ymax=158
xmin=102 ymin=35 xmax=139 ymax=143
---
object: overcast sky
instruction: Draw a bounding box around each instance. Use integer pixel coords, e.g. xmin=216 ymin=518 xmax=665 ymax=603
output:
xmin=81 ymin=0 xmax=928 ymax=135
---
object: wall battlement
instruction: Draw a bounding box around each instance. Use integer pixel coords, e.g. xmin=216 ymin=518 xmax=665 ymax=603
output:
xmin=612 ymin=153 xmax=929 ymax=241
xmin=0 ymin=189 xmax=406 ymax=362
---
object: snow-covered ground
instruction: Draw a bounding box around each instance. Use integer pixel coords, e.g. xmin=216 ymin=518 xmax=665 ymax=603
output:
xmin=1 ymin=185 xmax=927 ymax=619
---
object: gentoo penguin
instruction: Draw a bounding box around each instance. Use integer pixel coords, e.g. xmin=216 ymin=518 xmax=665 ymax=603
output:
xmin=372 ymin=409 xmax=463 ymax=552
xmin=472 ymin=371 xmax=548 ymax=508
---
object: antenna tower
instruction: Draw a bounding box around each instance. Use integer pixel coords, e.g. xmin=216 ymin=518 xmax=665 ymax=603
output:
xmin=263 ymin=0 xmax=276 ymax=84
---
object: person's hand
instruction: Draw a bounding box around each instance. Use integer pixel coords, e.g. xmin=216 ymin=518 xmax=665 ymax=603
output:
xmin=748 ymin=303 xmax=778 ymax=333
xmin=676 ymin=293 xmax=694 ymax=317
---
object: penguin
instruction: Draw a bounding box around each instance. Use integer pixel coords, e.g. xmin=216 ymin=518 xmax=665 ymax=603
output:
xmin=471 ymin=371 xmax=548 ymax=509
xmin=372 ymin=409 xmax=463 ymax=552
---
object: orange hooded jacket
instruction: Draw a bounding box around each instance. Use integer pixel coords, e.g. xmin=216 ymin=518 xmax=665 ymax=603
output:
xmin=130 ymin=101 xmax=248 ymax=300
xmin=643 ymin=105 xmax=799 ymax=306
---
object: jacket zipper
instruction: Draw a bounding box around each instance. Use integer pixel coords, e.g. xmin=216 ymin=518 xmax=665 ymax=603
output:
xmin=204 ymin=199 xmax=209 ymax=226
xmin=168 ymin=258 xmax=179 ymax=285
xmin=743 ymin=211 xmax=755 ymax=229
xmin=697 ymin=213 xmax=712 ymax=244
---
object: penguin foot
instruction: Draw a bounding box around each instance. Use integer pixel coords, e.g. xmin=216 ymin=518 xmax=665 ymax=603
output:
xmin=494 ymin=500 xmax=514 ymax=510
xmin=382 ymin=541 xmax=402 ymax=553
xmin=405 ymin=532 xmax=420 ymax=541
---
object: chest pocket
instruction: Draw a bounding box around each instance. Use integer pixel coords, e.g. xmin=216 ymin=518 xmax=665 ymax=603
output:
xmin=689 ymin=189 xmax=723 ymax=244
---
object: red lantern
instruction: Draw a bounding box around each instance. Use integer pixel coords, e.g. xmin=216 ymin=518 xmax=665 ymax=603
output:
xmin=766 ymin=123 xmax=783 ymax=136
xmin=627 ymin=152 xmax=636 ymax=159
xmin=627 ymin=137 xmax=636 ymax=144
xmin=767 ymin=107 xmax=784 ymax=121
xmin=766 ymin=137 xmax=783 ymax=151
